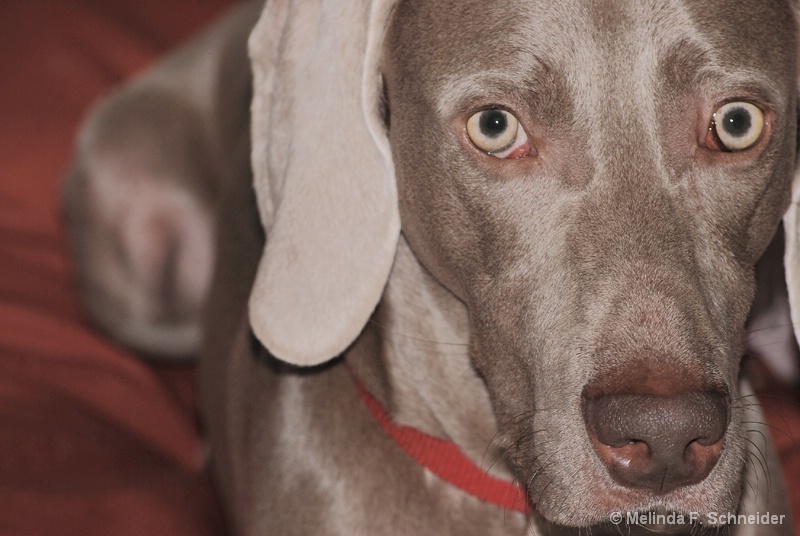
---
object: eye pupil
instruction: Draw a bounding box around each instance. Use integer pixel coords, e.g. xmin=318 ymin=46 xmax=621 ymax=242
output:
xmin=466 ymin=108 xmax=523 ymax=156
xmin=720 ymin=107 xmax=752 ymax=138
xmin=479 ymin=110 xmax=508 ymax=138
xmin=708 ymin=101 xmax=763 ymax=152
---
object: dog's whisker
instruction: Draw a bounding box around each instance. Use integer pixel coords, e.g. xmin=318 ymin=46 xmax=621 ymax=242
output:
xmin=735 ymin=397 xmax=800 ymax=442
xmin=482 ymin=427 xmax=548 ymax=476
xmin=735 ymin=392 xmax=800 ymax=410
xmin=742 ymin=424 xmax=768 ymax=444
xmin=367 ymin=318 xmax=469 ymax=348
xmin=532 ymin=454 xmax=564 ymax=505
xmin=742 ymin=471 xmax=759 ymax=504
xmin=612 ymin=518 xmax=628 ymax=536
xmin=497 ymin=409 xmax=539 ymax=428
xmin=526 ymin=452 xmax=553 ymax=492
xmin=741 ymin=419 xmax=796 ymax=442
xmin=745 ymin=321 xmax=795 ymax=335
xmin=743 ymin=436 xmax=772 ymax=491
xmin=737 ymin=450 xmax=761 ymax=501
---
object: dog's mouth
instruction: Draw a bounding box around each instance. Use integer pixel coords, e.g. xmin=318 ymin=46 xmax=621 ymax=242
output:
xmin=535 ymin=513 xmax=723 ymax=536
xmin=514 ymin=420 xmax=745 ymax=528
xmin=498 ymin=351 xmax=750 ymax=528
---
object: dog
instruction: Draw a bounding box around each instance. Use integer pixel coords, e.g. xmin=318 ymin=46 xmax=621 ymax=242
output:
xmin=64 ymin=0 xmax=800 ymax=534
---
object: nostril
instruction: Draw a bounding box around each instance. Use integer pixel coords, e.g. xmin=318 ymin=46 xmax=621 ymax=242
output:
xmin=583 ymin=389 xmax=728 ymax=494
xmin=604 ymin=441 xmax=650 ymax=469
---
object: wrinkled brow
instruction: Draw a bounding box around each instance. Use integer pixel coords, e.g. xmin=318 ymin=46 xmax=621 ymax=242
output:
xmin=659 ymin=38 xmax=787 ymax=107
xmin=434 ymin=58 xmax=554 ymax=117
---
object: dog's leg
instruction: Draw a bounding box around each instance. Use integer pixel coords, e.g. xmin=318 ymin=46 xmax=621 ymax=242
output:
xmin=65 ymin=88 xmax=217 ymax=357
xmin=63 ymin=2 xmax=261 ymax=358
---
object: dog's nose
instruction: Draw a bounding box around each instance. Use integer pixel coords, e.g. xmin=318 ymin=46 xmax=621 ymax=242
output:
xmin=583 ymin=390 xmax=728 ymax=493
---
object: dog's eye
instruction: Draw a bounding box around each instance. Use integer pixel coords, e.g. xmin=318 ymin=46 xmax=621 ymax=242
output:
xmin=466 ymin=109 xmax=529 ymax=158
xmin=710 ymin=101 xmax=764 ymax=152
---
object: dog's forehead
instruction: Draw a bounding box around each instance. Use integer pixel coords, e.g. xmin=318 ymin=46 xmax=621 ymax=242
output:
xmin=386 ymin=0 xmax=796 ymax=102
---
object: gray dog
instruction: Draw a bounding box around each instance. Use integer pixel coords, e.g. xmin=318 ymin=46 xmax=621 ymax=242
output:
xmin=65 ymin=0 xmax=800 ymax=534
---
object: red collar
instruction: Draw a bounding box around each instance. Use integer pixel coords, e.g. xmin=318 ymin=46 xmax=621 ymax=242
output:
xmin=351 ymin=374 xmax=532 ymax=514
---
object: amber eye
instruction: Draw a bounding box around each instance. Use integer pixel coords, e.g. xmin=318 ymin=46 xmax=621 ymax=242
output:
xmin=466 ymin=109 xmax=520 ymax=154
xmin=711 ymin=102 xmax=764 ymax=152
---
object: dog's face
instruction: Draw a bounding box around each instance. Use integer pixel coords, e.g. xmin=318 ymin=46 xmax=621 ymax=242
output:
xmin=384 ymin=0 xmax=797 ymax=526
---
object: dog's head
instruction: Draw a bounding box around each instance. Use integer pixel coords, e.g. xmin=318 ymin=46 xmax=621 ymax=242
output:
xmin=248 ymin=0 xmax=799 ymax=527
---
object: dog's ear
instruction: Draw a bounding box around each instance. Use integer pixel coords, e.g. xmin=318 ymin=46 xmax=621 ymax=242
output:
xmin=785 ymin=4 xmax=800 ymax=354
xmin=784 ymin=145 xmax=800 ymax=347
xmin=247 ymin=0 xmax=399 ymax=366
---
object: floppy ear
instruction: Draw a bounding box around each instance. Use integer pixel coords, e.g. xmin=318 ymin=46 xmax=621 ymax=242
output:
xmin=785 ymin=9 xmax=800 ymax=360
xmin=247 ymin=0 xmax=400 ymax=366
xmin=784 ymin=166 xmax=800 ymax=347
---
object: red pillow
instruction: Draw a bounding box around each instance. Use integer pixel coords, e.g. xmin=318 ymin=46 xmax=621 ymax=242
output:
xmin=0 ymin=2 xmax=236 ymax=534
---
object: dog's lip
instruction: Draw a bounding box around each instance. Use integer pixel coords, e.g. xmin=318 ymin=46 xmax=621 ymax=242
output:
xmin=533 ymin=503 xmax=715 ymax=536
xmin=537 ymin=506 xmax=716 ymax=532
xmin=532 ymin=475 xmax=731 ymax=527
xmin=542 ymin=519 xmax=706 ymax=536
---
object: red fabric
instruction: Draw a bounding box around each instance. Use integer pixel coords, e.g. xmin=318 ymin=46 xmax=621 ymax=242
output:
xmin=0 ymin=2 xmax=237 ymax=535
xmin=760 ymin=382 xmax=800 ymax=525
xmin=353 ymin=374 xmax=531 ymax=514
xmin=0 ymin=1 xmax=799 ymax=535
